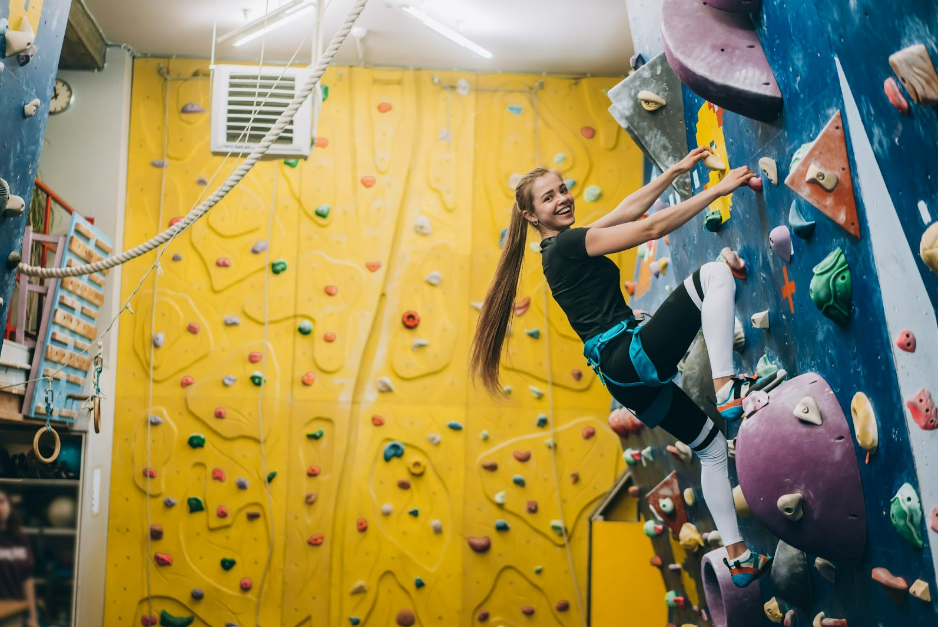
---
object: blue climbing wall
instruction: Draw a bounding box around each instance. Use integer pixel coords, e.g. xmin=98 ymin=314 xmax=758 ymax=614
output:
xmin=0 ymin=1 xmax=72 ymax=346
xmin=624 ymin=0 xmax=938 ymax=625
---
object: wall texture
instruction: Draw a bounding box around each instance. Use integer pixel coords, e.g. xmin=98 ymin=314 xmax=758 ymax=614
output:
xmin=104 ymin=59 xmax=642 ymax=627
xmin=621 ymin=0 xmax=938 ymax=625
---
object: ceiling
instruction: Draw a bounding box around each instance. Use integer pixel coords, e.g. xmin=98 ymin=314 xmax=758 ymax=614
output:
xmin=83 ymin=0 xmax=634 ymax=75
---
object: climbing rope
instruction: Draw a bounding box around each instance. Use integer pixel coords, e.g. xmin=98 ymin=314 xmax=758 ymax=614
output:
xmin=16 ymin=0 xmax=370 ymax=279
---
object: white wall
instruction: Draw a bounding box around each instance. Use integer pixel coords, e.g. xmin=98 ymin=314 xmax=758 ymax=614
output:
xmin=37 ymin=48 xmax=132 ymax=627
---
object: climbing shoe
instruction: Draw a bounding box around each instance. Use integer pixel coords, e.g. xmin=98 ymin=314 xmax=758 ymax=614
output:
xmin=724 ymin=551 xmax=773 ymax=588
xmin=716 ymin=370 xmax=787 ymax=420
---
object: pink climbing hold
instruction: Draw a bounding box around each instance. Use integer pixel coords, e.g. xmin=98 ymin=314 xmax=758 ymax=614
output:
xmin=240 ymin=577 xmax=253 ymax=591
xmin=214 ymin=408 xmax=227 ymax=419
xmin=302 ymin=372 xmax=316 ymax=386
xmin=154 ymin=552 xmax=173 ymax=566
xmin=371 ymin=415 xmax=385 ymax=426
xmin=366 ymin=261 xmax=382 ymax=272
xmin=582 ymin=426 xmax=596 ymax=439
xmin=216 ymin=257 xmax=231 ymax=268
xmin=187 ymin=322 xmax=200 ymax=334
xmin=308 ymin=533 xmax=324 ymax=545
xmin=323 ymin=332 xmax=337 ymax=343
xmin=895 ymin=330 xmax=916 ymax=353
xmin=249 ymin=352 xmax=262 ymax=363
xmin=477 ymin=610 xmax=490 ymax=622
xmin=884 ymin=77 xmax=910 ymax=115
xmin=513 ymin=450 xmax=531 ymax=462
xmin=361 ymin=176 xmax=376 ymax=188
xmin=784 ymin=610 xmax=796 ymax=626
xmin=143 ymin=467 xmax=157 ymax=478
xmin=770 ymin=225 xmax=793 ymax=262
xmin=581 ymin=126 xmax=596 ymax=139
xmin=930 ymin=508 xmax=938 ymax=534
xmin=467 ymin=536 xmax=491 ymax=552
xmin=521 ymin=606 xmax=535 ymax=616
xmin=609 ymin=407 xmax=643 ymax=437
xmin=748 ymin=177 xmax=764 ymax=192
xmin=212 ymin=468 xmax=225 ymax=482
xmin=180 ymin=376 xmax=194 ymax=388
xmin=872 ymin=567 xmax=908 ymax=604
xmin=169 ymin=216 xmax=183 ymax=227
xmin=142 ymin=616 xmax=158 ymax=626
xmin=526 ymin=500 xmax=538 ymax=514
xmin=906 ymin=389 xmax=937 ymax=430
xmin=324 ymin=285 xmax=338 ymax=296
xmin=217 ymin=506 xmax=228 ymax=518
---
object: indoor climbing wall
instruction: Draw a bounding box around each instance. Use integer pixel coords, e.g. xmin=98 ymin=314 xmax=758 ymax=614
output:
xmin=0 ymin=0 xmax=71 ymax=343
xmin=619 ymin=0 xmax=938 ymax=625
xmin=105 ymin=59 xmax=643 ymax=627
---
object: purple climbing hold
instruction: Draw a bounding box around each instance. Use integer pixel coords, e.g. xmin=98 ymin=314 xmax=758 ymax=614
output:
xmin=164 ymin=498 xmax=177 ymax=507
xmin=196 ymin=177 xmax=208 ymax=186
xmin=735 ymin=373 xmax=867 ymax=566
xmin=661 ymin=0 xmax=782 ymax=122
xmin=223 ymin=317 xmax=240 ymax=326
xmin=770 ymin=226 xmax=793 ymax=262
xmin=148 ymin=414 xmax=163 ymax=425
xmin=181 ymin=102 xmax=206 ymax=114
xmin=630 ymin=53 xmax=645 ymax=71
xmin=252 ymin=241 xmax=268 ymax=254
xmin=152 ymin=333 xmax=165 ymax=348
xmin=191 ymin=589 xmax=204 ymax=600
xmin=701 ymin=547 xmax=765 ymax=627
xmin=706 ymin=0 xmax=762 ymax=12
xmin=236 ymin=477 xmax=248 ymax=490
xmin=172 ymin=253 xmax=183 ymax=262
xmin=151 ymin=160 xmax=169 ymax=168
xmin=223 ymin=375 xmax=237 ymax=386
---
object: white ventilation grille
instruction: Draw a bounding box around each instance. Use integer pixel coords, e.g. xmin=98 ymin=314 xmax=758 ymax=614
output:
xmin=211 ymin=65 xmax=312 ymax=159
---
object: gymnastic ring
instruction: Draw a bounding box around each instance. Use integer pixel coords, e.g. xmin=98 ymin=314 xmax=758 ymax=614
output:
xmin=33 ymin=426 xmax=61 ymax=464
xmin=93 ymin=395 xmax=101 ymax=434
xmin=401 ymin=310 xmax=421 ymax=329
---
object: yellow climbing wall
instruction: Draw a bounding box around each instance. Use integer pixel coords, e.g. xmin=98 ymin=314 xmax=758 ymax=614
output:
xmin=106 ymin=58 xmax=643 ymax=627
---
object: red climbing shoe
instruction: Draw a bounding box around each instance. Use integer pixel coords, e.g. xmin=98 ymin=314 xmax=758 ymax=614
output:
xmin=724 ymin=551 xmax=773 ymax=588
xmin=716 ymin=371 xmax=786 ymax=419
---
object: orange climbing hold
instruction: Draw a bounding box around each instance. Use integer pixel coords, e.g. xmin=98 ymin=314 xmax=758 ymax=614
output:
xmin=187 ymin=322 xmax=200 ymax=334
xmin=371 ymin=415 xmax=385 ymax=426
xmin=240 ymin=578 xmax=252 ymax=591
xmin=481 ymin=461 xmax=498 ymax=471
xmin=896 ymin=330 xmax=916 ymax=353
xmin=513 ymin=296 xmax=531 ymax=316
xmin=402 ymin=310 xmax=421 ymax=329
xmin=624 ymin=281 xmax=637 ymax=296
xmin=314 ymin=137 xmax=329 ymax=148
xmin=301 ymin=372 xmax=315 ymax=386
xmin=169 ymin=216 xmax=183 ymax=227
xmin=467 ymin=536 xmax=491 ymax=552
xmin=324 ymin=285 xmax=338 ymax=296
xmin=307 ymin=465 xmax=321 ymax=476
xmin=323 ymin=332 xmax=336 ymax=342
xmin=571 ymin=369 xmax=582 ymax=381
xmin=216 ymin=506 xmax=228 ymax=518
xmin=212 ymin=468 xmax=225 ymax=481
xmin=248 ymin=352 xmax=262 ymax=363
xmin=154 ymin=552 xmax=173 ymax=566
xmin=361 ymin=176 xmax=376 ymax=188
xmin=556 ymin=600 xmax=570 ymax=612
xmin=143 ymin=467 xmax=157 ymax=478
xmin=397 ymin=479 xmax=411 ymax=489
xmin=216 ymin=257 xmax=231 ymax=267
xmin=366 ymin=261 xmax=382 ymax=272
xmin=526 ymin=500 xmax=538 ymax=513
xmin=307 ymin=533 xmax=324 ymax=546
xmin=581 ymin=126 xmax=596 ymax=139
xmin=513 ymin=450 xmax=531 ymax=462
xmin=357 ymin=518 xmax=368 ymax=532
xmin=396 ymin=609 xmax=415 ymax=626
xmin=477 ymin=610 xmax=490 ymax=621
xmin=377 ymin=102 xmax=393 ymax=113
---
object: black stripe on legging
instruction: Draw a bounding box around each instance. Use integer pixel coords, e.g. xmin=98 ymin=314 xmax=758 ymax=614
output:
xmin=691 ymin=423 xmax=719 ymax=452
xmin=692 ymin=268 xmax=704 ymax=303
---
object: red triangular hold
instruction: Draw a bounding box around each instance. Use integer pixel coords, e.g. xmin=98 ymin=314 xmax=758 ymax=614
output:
xmin=644 ymin=471 xmax=688 ymax=536
xmin=785 ymin=112 xmax=860 ymax=238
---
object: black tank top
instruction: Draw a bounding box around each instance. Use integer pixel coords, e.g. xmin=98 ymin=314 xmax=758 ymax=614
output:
xmin=539 ymin=227 xmax=633 ymax=342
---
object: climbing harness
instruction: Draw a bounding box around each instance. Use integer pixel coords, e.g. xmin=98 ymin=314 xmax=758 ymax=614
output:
xmin=582 ymin=315 xmax=676 ymax=427
xmin=33 ymin=384 xmax=61 ymax=464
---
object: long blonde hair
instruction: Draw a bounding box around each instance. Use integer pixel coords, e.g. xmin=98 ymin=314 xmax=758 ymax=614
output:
xmin=470 ymin=168 xmax=561 ymax=395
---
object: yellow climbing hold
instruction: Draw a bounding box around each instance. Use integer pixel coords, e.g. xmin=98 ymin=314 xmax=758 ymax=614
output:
xmin=678 ymin=522 xmax=704 ymax=551
xmin=850 ymin=392 xmax=879 ymax=456
xmin=733 ymin=485 xmax=752 ymax=517
xmin=764 ymin=597 xmax=784 ymax=623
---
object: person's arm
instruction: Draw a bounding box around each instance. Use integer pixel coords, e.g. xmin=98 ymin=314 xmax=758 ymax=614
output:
xmin=23 ymin=577 xmax=38 ymax=627
xmin=585 ymin=147 xmax=713 ymax=229
xmin=584 ymin=166 xmax=754 ymax=257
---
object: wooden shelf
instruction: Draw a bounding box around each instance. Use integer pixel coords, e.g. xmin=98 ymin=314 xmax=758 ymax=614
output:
xmin=23 ymin=527 xmax=76 ymax=537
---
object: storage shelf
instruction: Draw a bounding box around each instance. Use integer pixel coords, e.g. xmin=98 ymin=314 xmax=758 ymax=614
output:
xmin=22 ymin=527 xmax=76 ymax=537
xmin=0 ymin=478 xmax=79 ymax=487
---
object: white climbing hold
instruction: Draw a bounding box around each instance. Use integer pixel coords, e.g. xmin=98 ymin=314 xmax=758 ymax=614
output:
xmin=793 ymin=396 xmax=822 ymax=425
xmin=376 ymin=377 xmax=395 ymax=393
xmin=529 ymin=241 xmax=541 ymax=253
xmin=23 ymin=98 xmax=39 ymax=117
xmin=350 ymin=580 xmax=367 ymax=595
xmin=480 ymin=430 xmax=489 ymax=440
xmin=805 ymin=163 xmax=838 ymax=191
xmin=910 ymin=579 xmax=931 ymax=602
xmin=494 ymin=491 xmax=506 ymax=505
xmin=381 ymin=503 xmax=393 ymax=515
xmin=456 ymin=79 xmax=471 ymax=96
xmin=470 ymin=301 xmax=483 ymax=311
xmin=814 ymin=557 xmax=836 ymax=582
xmin=427 ymin=433 xmax=441 ymax=445
xmin=683 ymin=488 xmax=696 ymax=506
xmin=414 ymin=215 xmax=432 ymax=235
xmin=529 ymin=385 xmax=545 ymax=399
xmin=2 ymin=195 xmax=25 ymax=217
xmin=412 ymin=339 xmax=429 ymax=350
xmin=424 ymin=271 xmax=442 ymax=286
xmin=705 ymin=531 xmax=723 ymax=547
xmin=703 ymin=153 xmax=726 ymax=171
xmin=733 ymin=485 xmax=752 ymax=517
xmin=751 ymin=310 xmax=770 ymax=329
xmin=430 ymin=519 xmax=443 ymax=534
xmin=777 ymin=492 xmax=804 ymax=521
xmin=759 ymin=157 xmax=779 ymax=185
xmin=637 ymin=90 xmax=666 ymax=111
xmin=727 ymin=437 xmax=736 ymax=459
xmin=5 ymin=17 xmax=33 ymax=57
xmin=508 ymin=173 xmax=522 ymax=189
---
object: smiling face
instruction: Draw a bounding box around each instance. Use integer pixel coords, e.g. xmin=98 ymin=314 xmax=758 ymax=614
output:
xmin=522 ymin=172 xmax=575 ymax=234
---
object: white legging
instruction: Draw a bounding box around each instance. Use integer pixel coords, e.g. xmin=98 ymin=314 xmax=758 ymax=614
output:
xmin=684 ymin=262 xmax=743 ymax=546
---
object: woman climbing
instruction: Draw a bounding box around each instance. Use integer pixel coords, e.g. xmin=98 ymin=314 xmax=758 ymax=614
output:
xmin=470 ymin=147 xmax=785 ymax=588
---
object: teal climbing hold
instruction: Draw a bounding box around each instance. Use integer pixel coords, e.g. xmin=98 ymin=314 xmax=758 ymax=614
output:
xmin=221 ymin=557 xmax=236 ymax=571
xmin=495 ymin=519 xmax=510 ymax=531
xmin=584 ymin=185 xmax=602 ymax=202
xmin=315 ymin=204 xmax=331 ymax=219
xmin=283 ymin=159 xmax=299 ymax=168
xmin=550 ymin=520 xmax=566 ymax=536
xmin=529 ymin=385 xmax=544 ymax=400
xmin=447 ymin=421 xmax=463 ymax=431
xmin=525 ymin=328 xmax=540 ymax=339
xmin=480 ymin=430 xmax=489 ymax=440
xmin=187 ymin=497 xmax=204 ymax=513
xmin=534 ymin=565 xmax=543 ymax=574
xmin=271 ymin=260 xmax=288 ymax=274
xmin=408 ymin=508 xmax=419 ymax=517
xmin=810 ymin=248 xmax=852 ymax=326
xmin=320 ymin=84 xmax=329 ymax=102
xmin=513 ymin=475 xmax=525 ymax=487
xmin=536 ymin=414 xmax=548 ymax=428
xmin=788 ymin=201 xmax=816 ymax=239
xmin=159 ymin=610 xmax=194 ymax=627
xmin=307 ymin=429 xmax=325 ymax=440
xmin=298 ymin=321 xmax=313 ymax=335
xmin=384 ymin=441 xmax=405 ymax=461
xmin=187 ymin=434 xmax=206 ymax=448
xmin=665 ymin=590 xmax=682 ymax=608
xmin=267 ymin=471 xmax=277 ymax=483
xmin=637 ymin=243 xmax=648 ymax=258
xmin=554 ymin=153 xmax=567 ymax=164
xmin=756 ymin=353 xmax=779 ymax=379
xmin=349 ymin=618 xmax=361 ymax=626
xmin=507 ymin=104 xmax=523 ymax=115
xmin=415 ymin=577 xmax=425 ymax=588
xmin=565 ymin=179 xmax=576 ymax=189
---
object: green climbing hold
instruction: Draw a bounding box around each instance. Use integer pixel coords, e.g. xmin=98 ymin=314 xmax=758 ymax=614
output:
xmin=890 ymin=483 xmax=924 ymax=549
xmin=447 ymin=421 xmax=463 ymax=431
xmin=495 ymin=519 xmax=510 ymax=531
xmin=704 ymin=209 xmax=723 ymax=232
xmin=187 ymin=497 xmax=204 ymax=513
xmin=271 ymin=260 xmax=288 ymax=274
xmin=480 ymin=430 xmax=489 ymax=440
xmin=187 ymin=434 xmax=206 ymax=448
xmin=643 ymin=520 xmax=663 ymax=537
xmin=565 ymin=179 xmax=576 ymax=190
xmin=251 ymin=371 xmax=265 ymax=386
xmin=534 ymin=565 xmax=543 ymax=574
xmin=790 ymin=141 xmax=813 ymax=171
xmin=314 ymin=204 xmax=331 ymax=219
xmin=408 ymin=508 xmax=419 ymax=517
xmin=283 ymin=158 xmax=299 ymax=168
xmin=636 ymin=243 xmax=648 ymax=258
xmin=554 ymin=153 xmax=567 ymax=164
xmin=550 ymin=520 xmax=566 ymax=536
xmin=349 ymin=619 xmax=361 ymax=626
xmin=307 ymin=429 xmax=325 ymax=440
xmin=298 ymin=321 xmax=313 ymax=335
xmin=529 ymin=385 xmax=544 ymax=400
xmin=221 ymin=557 xmax=236 ymax=571
xmin=584 ymin=185 xmax=602 ymax=202
xmin=513 ymin=475 xmax=525 ymax=487
xmin=756 ymin=353 xmax=779 ymax=379
xmin=525 ymin=328 xmax=540 ymax=339
xmin=810 ymin=248 xmax=852 ymax=326
xmin=267 ymin=471 xmax=277 ymax=483
xmin=536 ymin=414 xmax=548 ymax=428
xmin=415 ymin=577 xmax=425 ymax=588
xmin=320 ymin=84 xmax=329 ymax=102
xmin=665 ymin=590 xmax=682 ymax=608
xmin=160 ymin=610 xmax=194 ymax=627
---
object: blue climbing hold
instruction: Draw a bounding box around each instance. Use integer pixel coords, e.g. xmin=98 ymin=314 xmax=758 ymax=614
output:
xmin=447 ymin=421 xmax=463 ymax=431
xmin=788 ymin=200 xmax=816 ymax=239
xmin=498 ymin=227 xmax=508 ymax=248
xmin=495 ymin=519 xmax=510 ymax=531
xmin=513 ymin=475 xmax=526 ymax=487
xmin=408 ymin=508 xmax=419 ymax=517
xmin=536 ymin=414 xmax=548 ymax=428
xmin=415 ymin=577 xmax=425 ymax=588
xmin=383 ymin=441 xmax=405 ymax=462
xmin=507 ymin=104 xmax=523 ymax=115
xmin=525 ymin=329 xmax=540 ymax=339
xmin=349 ymin=619 xmax=361 ymax=626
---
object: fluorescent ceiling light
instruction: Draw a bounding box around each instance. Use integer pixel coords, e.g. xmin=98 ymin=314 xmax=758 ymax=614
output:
xmin=401 ymin=6 xmax=492 ymax=59
xmin=217 ymin=0 xmax=317 ymax=48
